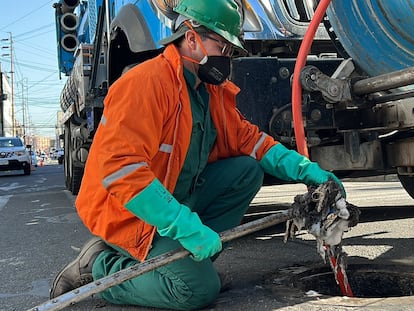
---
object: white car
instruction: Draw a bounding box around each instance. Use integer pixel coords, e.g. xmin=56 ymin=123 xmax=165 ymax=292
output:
xmin=0 ymin=137 xmax=31 ymax=175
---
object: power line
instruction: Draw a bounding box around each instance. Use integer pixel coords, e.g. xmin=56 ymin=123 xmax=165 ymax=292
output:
xmin=15 ymin=28 xmax=55 ymax=42
xmin=14 ymin=23 xmax=54 ymax=40
xmin=0 ymin=58 xmax=57 ymax=73
xmin=0 ymin=1 xmax=55 ymax=32
xmin=16 ymin=39 xmax=56 ymax=58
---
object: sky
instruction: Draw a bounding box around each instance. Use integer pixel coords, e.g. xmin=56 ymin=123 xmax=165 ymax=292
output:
xmin=0 ymin=0 xmax=67 ymax=138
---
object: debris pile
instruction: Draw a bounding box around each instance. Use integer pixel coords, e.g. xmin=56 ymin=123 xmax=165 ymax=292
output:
xmin=284 ymin=180 xmax=360 ymax=296
xmin=284 ymin=180 xmax=360 ymax=261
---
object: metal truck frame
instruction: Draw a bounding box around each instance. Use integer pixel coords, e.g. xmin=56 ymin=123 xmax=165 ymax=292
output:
xmin=53 ymin=0 xmax=414 ymax=199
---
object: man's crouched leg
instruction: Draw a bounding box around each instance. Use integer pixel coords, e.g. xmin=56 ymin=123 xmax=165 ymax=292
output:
xmin=49 ymin=236 xmax=111 ymax=298
xmin=94 ymin=236 xmax=221 ymax=311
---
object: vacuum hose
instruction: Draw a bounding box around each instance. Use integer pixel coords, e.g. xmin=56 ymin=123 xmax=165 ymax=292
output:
xmin=291 ymin=0 xmax=331 ymax=158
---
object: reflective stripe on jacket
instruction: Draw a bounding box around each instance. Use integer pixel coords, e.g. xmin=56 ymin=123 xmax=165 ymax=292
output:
xmin=75 ymin=44 xmax=278 ymax=261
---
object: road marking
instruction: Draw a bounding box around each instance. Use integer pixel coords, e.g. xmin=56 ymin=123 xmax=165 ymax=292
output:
xmin=0 ymin=195 xmax=12 ymax=212
xmin=0 ymin=182 xmax=24 ymax=191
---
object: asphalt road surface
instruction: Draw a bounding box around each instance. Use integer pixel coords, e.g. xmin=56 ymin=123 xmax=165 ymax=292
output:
xmin=1 ymin=164 xmax=414 ymax=311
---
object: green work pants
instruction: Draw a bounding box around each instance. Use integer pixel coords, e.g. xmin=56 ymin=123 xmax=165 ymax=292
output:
xmin=92 ymin=156 xmax=264 ymax=310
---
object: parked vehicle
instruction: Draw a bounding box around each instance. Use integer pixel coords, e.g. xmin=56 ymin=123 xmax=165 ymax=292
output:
xmin=54 ymin=0 xmax=414 ymax=197
xmin=0 ymin=137 xmax=31 ymax=175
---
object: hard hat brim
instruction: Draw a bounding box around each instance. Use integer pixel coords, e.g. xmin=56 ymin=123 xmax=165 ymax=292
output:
xmin=158 ymin=15 xmax=190 ymax=46
xmin=158 ymin=27 xmax=188 ymax=46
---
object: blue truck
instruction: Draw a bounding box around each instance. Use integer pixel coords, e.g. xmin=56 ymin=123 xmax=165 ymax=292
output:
xmin=54 ymin=0 xmax=414 ymax=197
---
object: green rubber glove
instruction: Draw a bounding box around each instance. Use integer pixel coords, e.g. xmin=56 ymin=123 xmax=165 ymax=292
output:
xmin=260 ymin=143 xmax=346 ymax=197
xmin=125 ymin=178 xmax=222 ymax=261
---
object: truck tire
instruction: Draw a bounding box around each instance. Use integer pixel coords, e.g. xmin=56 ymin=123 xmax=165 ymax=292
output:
xmin=64 ymin=122 xmax=84 ymax=195
xmin=398 ymin=174 xmax=414 ymax=200
xmin=24 ymin=165 xmax=31 ymax=176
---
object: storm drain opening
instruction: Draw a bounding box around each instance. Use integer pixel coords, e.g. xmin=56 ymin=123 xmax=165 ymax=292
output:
xmin=296 ymin=264 xmax=414 ymax=298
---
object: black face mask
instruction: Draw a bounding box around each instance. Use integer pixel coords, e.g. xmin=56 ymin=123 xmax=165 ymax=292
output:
xmin=197 ymin=56 xmax=231 ymax=85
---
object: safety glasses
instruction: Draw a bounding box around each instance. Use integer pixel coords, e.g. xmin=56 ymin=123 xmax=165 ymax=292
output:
xmin=183 ymin=20 xmax=236 ymax=58
xmin=201 ymin=34 xmax=234 ymax=57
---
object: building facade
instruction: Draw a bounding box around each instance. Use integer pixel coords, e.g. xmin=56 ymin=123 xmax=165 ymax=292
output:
xmin=0 ymin=70 xmax=14 ymax=137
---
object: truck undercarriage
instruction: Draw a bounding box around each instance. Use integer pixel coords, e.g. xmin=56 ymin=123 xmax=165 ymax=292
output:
xmin=53 ymin=0 xmax=414 ymax=198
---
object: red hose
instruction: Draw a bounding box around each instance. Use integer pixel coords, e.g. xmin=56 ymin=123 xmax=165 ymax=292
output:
xmin=291 ymin=0 xmax=332 ymax=158
xmin=326 ymin=245 xmax=354 ymax=297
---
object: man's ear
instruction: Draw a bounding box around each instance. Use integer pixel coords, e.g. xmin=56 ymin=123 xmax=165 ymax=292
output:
xmin=184 ymin=30 xmax=197 ymax=50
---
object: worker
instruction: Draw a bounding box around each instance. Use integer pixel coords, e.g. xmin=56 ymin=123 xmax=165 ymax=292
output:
xmin=49 ymin=0 xmax=345 ymax=310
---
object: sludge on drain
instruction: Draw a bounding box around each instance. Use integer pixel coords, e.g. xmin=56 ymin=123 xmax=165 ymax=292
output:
xmin=269 ymin=264 xmax=414 ymax=298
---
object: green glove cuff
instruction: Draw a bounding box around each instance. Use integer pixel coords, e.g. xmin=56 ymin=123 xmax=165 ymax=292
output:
xmin=259 ymin=143 xmax=313 ymax=183
xmin=260 ymin=144 xmax=345 ymax=196
xmin=159 ymin=205 xmax=222 ymax=261
xmin=125 ymin=178 xmax=182 ymax=230
xmin=125 ymin=178 xmax=222 ymax=261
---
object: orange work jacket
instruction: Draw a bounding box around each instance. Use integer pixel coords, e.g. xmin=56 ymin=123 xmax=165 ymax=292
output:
xmin=75 ymin=44 xmax=278 ymax=261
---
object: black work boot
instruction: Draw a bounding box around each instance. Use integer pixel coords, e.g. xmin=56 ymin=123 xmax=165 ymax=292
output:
xmin=50 ymin=236 xmax=111 ymax=298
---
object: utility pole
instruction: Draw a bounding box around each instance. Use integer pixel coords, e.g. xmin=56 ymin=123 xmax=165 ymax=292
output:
xmin=1 ymin=32 xmax=15 ymax=136
xmin=21 ymin=78 xmax=27 ymax=144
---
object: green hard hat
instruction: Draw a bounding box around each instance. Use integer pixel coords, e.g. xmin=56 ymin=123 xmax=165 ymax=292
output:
xmin=160 ymin=0 xmax=246 ymax=53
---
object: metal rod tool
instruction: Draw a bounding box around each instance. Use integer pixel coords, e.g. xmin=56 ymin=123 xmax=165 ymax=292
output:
xmin=28 ymin=209 xmax=293 ymax=311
